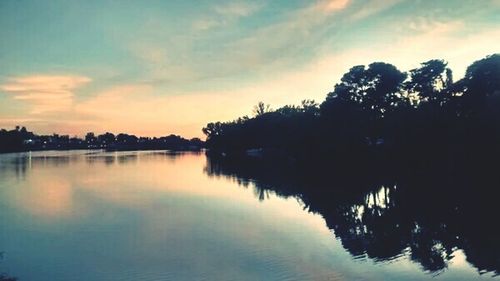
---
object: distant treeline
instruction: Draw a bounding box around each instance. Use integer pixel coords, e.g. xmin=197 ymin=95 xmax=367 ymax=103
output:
xmin=203 ymin=54 xmax=500 ymax=172
xmin=0 ymin=127 xmax=204 ymax=153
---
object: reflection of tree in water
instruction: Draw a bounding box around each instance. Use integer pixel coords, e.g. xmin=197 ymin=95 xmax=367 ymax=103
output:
xmin=204 ymin=154 xmax=500 ymax=276
xmin=0 ymin=151 xmax=199 ymax=179
xmin=0 ymin=252 xmax=16 ymax=281
xmin=0 ymin=275 xmax=16 ymax=281
xmin=329 ymin=185 xmax=455 ymax=272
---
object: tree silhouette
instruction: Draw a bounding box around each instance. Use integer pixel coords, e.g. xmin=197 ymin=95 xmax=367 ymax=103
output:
xmin=0 ymin=128 xmax=203 ymax=153
xmin=405 ymin=59 xmax=453 ymax=106
xmin=460 ymin=54 xmax=500 ymax=114
xmin=322 ymin=63 xmax=406 ymax=119
xmin=253 ymin=101 xmax=271 ymax=116
xmin=202 ymin=54 xmax=500 ymax=173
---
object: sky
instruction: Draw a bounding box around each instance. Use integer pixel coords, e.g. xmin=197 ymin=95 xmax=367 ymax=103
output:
xmin=0 ymin=0 xmax=499 ymax=138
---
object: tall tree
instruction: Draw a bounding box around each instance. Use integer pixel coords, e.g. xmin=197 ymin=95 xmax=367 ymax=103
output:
xmin=461 ymin=54 xmax=500 ymax=112
xmin=322 ymin=63 xmax=406 ymax=119
xmin=406 ymin=59 xmax=453 ymax=106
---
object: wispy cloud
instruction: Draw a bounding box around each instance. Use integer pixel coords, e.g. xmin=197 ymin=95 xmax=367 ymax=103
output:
xmin=214 ymin=2 xmax=263 ymax=17
xmin=2 ymin=1 xmax=497 ymax=138
xmin=315 ymin=0 xmax=351 ymax=13
xmin=137 ymin=0 xmax=404 ymax=88
xmin=6 ymin=20 xmax=497 ymax=138
xmin=213 ymin=0 xmax=347 ymax=71
xmin=1 ymin=75 xmax=91 ymax=114
xmin=192 ymin=18 xmax=222 ymax=31
xmin=350 ymin=0 xmax=402 ymax=21
xmin=256 ymin=20 xmax=500 ymax=106
xmin=192 ymin=1 xmax=263 ymax=31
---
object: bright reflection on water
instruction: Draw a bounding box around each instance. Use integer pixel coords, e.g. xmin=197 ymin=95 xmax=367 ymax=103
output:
xmin=0 ymin=150 xmax=496 ymax=281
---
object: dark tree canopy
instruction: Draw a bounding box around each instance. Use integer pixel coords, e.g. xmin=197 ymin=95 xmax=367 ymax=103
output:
xmin=405 ymin=59 xmax=453 ymax=106
xmin=461 ymin=54 xmax=500 ymax=111
xmin=323 ymin=62 xmax=406 ymax=119
xmin=0 ymin=128 xmax=204 ymax=153
xmin=203 ymin=54 xmax=500 ymax=166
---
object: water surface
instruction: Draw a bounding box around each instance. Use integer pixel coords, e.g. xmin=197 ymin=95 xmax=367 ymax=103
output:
xmin=0 ymin=150 xmax=497 ymax=280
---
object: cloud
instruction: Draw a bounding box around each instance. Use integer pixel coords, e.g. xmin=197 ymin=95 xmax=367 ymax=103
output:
xmin=192 ymin=1 xmax=263 ymax=31
xmin=312 ymin=0 xmax=399 ymax=18
xmin=192 ymin=18 xmax=222 ymax=31
xmin=188 ymin=1 xmax=342 ymax=78
xmin=133 ymin=46 xmax=169 ymax=65
xmin=349 ymin=0 xmax=402 ymax=21
xmin=185 ymin=0 xmax=394 ymax=81
xmin=214 ymin=2 xmax=263 ymax=17
xmin=248 ymin=20 xmax=500 ymax=106
xmin=139 ymin=0 xmax=398 ymax=88
xmin=316 ymin=0 xmax=351 ymax=13
xmin=182 ymin=21 xmax=500 ymax=126
xmin=7 ymin=20 xmax=497 ymax=139
xmin=1 ymin=75 xmax=91 ymax=114
xmin=217 ymin=1 xmax=341 ymax=70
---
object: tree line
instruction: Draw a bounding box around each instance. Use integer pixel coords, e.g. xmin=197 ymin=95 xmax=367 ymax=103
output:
xmin=203 ymin=54 xmax=500 ymax=172
xmin=0 ymin=127 xmax=204 ymax=153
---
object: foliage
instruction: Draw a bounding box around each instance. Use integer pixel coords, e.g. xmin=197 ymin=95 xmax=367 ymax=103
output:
xmin=203 ymin=54 xmax=500 ymax=165
xmin=0 ymin=128 xmax=204 ymax=153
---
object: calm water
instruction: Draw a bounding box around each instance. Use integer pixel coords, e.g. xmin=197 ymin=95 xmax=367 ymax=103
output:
xmin=0 ymin=150 xmax=497 ymax=281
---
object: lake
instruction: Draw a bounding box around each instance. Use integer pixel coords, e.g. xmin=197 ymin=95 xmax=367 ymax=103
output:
xmin=0 ymin=150 xmax=498 ymax=281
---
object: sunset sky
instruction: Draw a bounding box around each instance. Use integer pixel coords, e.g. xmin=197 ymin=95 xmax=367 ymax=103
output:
xmin=1 ymin=0 xmax=499 ymax=138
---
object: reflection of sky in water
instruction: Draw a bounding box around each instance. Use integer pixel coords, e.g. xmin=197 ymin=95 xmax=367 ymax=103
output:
xmin=0 ymin=151 xmax=496 ymax=281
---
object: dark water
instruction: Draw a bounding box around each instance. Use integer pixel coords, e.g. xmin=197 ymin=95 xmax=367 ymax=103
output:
xmin=0 ymin=150 xmax=498 ymax=281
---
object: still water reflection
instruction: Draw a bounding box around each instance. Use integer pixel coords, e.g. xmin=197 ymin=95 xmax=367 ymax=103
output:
xmin=0 ymin=150 xmax=498 ymax=281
